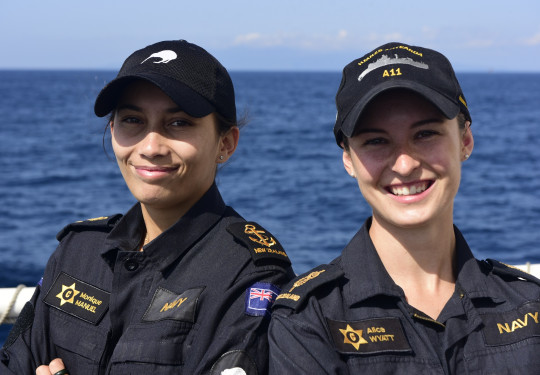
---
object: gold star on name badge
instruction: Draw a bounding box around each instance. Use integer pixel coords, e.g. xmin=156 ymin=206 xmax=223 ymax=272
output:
xmin=56 ymin=283 xmax=80 ymax=306
xmin=339 ymin=324 xmax=368 ymax=350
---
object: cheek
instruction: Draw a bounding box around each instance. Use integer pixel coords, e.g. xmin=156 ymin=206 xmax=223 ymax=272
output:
xmin=352 ymin=151 xmax=385 ymax=182
xmin=426 ymin=142 xmax=462 ymax=172
xmin=111 ymin=135 xmax=128 ymax=162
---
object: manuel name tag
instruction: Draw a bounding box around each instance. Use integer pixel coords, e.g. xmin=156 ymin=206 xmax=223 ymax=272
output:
xmin=43 ymin=272 xmax=110 ymax=325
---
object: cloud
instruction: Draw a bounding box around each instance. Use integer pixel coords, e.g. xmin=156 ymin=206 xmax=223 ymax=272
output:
xmin=421 ymin=26 xmax=439 ymax=40
xmin=233 ymin=32 xmax=288 ymax=47
xmin=365 ymin=32 xmax=407 ymax=44
xmin=232 ymin=30 xmax=351 ymax=49
xmin=337 ymin=29 xmax=348 ymax=40
xmin=522 ymin=31 xmax=540 ymax=46
xmin=234 ymin=33 xmax=262 ymax=44
xmin=463 ymin=39 xmax=495 ymax=48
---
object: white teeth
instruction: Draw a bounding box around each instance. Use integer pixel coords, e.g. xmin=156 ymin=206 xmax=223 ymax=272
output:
xmin=391 ymin=183 xmax=427 ymax=196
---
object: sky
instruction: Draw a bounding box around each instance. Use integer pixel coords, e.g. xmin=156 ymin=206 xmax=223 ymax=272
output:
xmin=1 ymin=0 xmax=540 ymax=72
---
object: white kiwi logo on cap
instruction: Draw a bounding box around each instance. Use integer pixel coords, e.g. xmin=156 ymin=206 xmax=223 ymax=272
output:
xmin=141 ymin=50 xmax=178 ymax=64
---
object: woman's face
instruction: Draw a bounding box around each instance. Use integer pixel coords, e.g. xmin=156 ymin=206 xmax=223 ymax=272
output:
xmin=111 ymin=80 xmax=237 ymax=214
xmin=342 ymin=90 xmax=473 ymax=230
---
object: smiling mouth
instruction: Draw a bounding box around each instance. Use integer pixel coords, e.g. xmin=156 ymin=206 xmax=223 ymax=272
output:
xmin=388 ymin=181 xmax=432 ymax=196
xmin=135 ymin=165 xmax=178 ymax=172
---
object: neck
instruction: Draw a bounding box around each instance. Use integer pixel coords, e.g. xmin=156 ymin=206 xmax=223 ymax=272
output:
xmin=138 ymin=184 xmax=212 ymax=245
xmin=369 ymin=214 xmax=457 ymax=319
xmin=140 ymin=204 xmax=187 ymax=245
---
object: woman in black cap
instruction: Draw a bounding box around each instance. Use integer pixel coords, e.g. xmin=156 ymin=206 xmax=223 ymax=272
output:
xmin=0 ymin=39 xmax=294 ymax=375
xmin=269 ymin=42 xmax=540 ymax=374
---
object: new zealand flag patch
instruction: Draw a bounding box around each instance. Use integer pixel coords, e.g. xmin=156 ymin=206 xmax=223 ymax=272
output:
xmin=245 ymin=282 xmax=280 ymax=317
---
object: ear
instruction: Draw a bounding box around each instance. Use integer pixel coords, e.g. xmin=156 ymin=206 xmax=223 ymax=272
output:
xmin=342 ymin=149 xmax=356 ymax=178
xmin=461 ymin=122 xmax=474 ymax=161
xmin=217 ymin=126 xmax=240 ymax=163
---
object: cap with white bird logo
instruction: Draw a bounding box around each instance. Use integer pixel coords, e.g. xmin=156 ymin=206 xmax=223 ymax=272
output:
xmin=94 ymin=39 xmax=236 ymax=122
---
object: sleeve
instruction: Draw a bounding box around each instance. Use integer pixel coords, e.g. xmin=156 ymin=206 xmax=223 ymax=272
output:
xmin=193 ymin=268 xmax=294 ymax=375
xmin=268 ymin=309 xmax=347 ymax=375
xmin=0 ymin=257 xmax=59 ymax=373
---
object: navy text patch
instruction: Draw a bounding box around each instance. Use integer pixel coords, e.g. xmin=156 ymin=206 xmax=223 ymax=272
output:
xmin=143 ymin=287 xmax=204 ymax=323
xmin=481 ymin=301 xmax=540 ymax=346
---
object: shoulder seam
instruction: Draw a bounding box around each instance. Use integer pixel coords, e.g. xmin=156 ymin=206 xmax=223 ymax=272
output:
xmin=56 ymin=214 xmax=122 ymax=241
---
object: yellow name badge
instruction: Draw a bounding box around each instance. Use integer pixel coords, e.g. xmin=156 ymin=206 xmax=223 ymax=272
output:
xmin=327 ymin=317 xmax=411 ymax=354
xmin=43 ymin=272 xmax=110 ymax=325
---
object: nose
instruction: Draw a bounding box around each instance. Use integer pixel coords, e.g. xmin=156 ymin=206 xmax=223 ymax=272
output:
xmin=390 ymin=146 xmax=421 ymax=177
xmin=139 ymin=131 xmax=168 ymax=159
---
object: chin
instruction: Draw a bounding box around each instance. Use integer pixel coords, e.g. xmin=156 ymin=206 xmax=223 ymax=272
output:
xmin=374 ymin=210 xmax=435 ymax=230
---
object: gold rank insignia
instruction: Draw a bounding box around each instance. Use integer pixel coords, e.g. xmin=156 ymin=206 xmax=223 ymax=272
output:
xmin=339 ymin=324 xmax=368 ymax=350
xmin=244 ymin=224 xmax=276 ymax=247
xmin=289 ymin=270 xmax=325 ymax=292
xmin=226 ymin=221 xmax=290 ymax=265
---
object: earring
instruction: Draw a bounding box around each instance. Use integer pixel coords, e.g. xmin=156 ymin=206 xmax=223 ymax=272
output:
xmin=219 ymin=155 xmax=224 ymax=160
xmin=464 ymin=154 xmax=469 ymax=159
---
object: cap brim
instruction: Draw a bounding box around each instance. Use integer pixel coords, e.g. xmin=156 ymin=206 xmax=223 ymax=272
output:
xmin=94 ymin=73 xmax=215 ymax=118
xmin=340 ymin=81 xmax=461 ymax=138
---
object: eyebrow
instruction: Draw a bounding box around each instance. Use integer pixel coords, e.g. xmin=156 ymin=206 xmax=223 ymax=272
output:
xmin=355 ymin=117 xmax=445 ymax=134
xmin=115 ymin=104 xmax=185 ymax=114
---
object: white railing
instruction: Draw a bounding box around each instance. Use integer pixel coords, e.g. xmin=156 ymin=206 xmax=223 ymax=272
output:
xmin=1 ymin=263 xmax=540 ymax=325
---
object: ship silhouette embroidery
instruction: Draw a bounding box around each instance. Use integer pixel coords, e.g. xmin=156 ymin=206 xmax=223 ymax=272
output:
xmin=358 ymin=54 xmax=429 ymax=81
xmin=141 ymin=50 xmax=178 ymax=64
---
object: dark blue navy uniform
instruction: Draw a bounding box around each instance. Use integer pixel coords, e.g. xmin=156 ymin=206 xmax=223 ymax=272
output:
xmin=269 ymin=219 xmax=540 ymax=374
xmin=1 ymin=184 xmax=295 ymax=374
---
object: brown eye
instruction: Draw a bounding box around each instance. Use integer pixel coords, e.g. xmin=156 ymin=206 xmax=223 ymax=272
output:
xmin=364 ymin=137 xmax=387 ymax=146
xmin=170 ymin=119 xmax=191 ymax=127
xmin=415 ymin=130 xmax=439 ymax=139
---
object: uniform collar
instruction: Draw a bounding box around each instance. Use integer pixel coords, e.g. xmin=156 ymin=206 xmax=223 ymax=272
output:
xmin=339 ymin=218 xmax=404 ymax=307
xmin=453 ymin=227 xmax=503 ymax=302
xmin=101 ymin=183 xmax=226 ymax=271
xmin=339 ymin=219 xmax=502 ymax=307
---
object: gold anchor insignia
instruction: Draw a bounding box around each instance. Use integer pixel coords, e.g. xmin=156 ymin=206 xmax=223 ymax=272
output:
xmin=244 ymin=224 xmax=276 ymax=247
xmin=339 ymin=324 xmax=368 ymax=350
xmin=56 ymin=283 xmax=80 ymax=306
xmin=288 ymin=270 xmax=326 ymax=292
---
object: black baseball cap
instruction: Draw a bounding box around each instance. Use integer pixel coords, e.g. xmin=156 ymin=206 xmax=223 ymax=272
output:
xmin=334 ymin=42 xmax=471 ymax=146
xmin=94 ymin=39 xmax=236 ymax=122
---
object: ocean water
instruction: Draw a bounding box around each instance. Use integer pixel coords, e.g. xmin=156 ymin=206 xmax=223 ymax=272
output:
xmin=1 ymin=71 xmax=539 ymax=343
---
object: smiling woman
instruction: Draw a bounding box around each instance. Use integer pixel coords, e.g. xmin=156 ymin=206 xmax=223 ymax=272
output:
xmin=0 ymin=39 xmax=295 ymax=375
xmin=111 ymin=81 xmax=232 ymax=227
xmin=268 ymin=42 xmax=540 ymax=374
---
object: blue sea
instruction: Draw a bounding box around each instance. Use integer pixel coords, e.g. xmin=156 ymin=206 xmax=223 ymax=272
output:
xmin=1 ymin=71 xmax=540 ymax=343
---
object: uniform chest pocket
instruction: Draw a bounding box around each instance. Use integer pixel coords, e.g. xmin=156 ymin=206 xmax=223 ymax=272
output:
xmin=108 ymin=285 xmax=204 ymax=365
xmin=110 ymin=319 xmax=195 ymax=366
xmin=49 ymin=308 xmax=109 ymax=372
xmin=465 ymin=337 xmax=540 ymax=374
xmin=346 ymin=355 xmax=444 ymax=375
